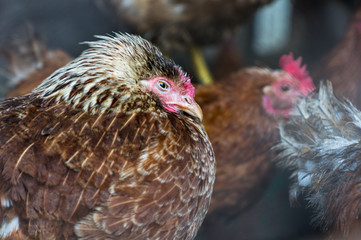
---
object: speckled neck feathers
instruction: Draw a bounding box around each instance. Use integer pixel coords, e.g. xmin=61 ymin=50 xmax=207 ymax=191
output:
xmin=33 ymin=33 xmax=185 ymax=115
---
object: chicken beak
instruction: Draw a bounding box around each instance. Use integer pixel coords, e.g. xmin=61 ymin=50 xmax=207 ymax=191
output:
xmin=176 ymin=97 xmax=203 ymax=122
xmin=140 ymin=80 xmax=203 ymax=121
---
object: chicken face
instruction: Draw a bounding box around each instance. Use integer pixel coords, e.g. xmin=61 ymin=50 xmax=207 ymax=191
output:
xmin=140 ymin=76 xmax=203 ymax=120
xmin=262 ymin=53 xmax=315 ymax=117
xmin=262 ymin=73 xmax=302 ymax=117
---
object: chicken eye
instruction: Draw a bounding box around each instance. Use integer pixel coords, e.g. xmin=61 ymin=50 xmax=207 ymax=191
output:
xmin=157 ymin=81 xmax=169 ymax=91
xmin=281 ymin=85 xmax=290 ymax=92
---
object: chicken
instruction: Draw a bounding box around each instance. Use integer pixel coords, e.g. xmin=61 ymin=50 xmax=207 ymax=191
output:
xmin=104 ymin=0 xmax=274 ymax=84
xmin=1 ymin=41 xmax=314 ymax=221
xmin=0 ymin=33 xmax=215 ymax=239
xmin=106 ymin=0 xmax=273 ymax=50
xmin=311 ymin=4 xmax=361 ymax=108
xmin=276 ymin=80 xmax=361 ymax=237
xmin=2 ymin=32 xmax=72 ymax=98
xmin=196 ymin=53 xmax=315 ymax=218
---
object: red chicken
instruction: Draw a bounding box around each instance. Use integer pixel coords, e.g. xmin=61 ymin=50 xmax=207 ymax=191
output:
xmin=0 ymin=33 xmax=215 ymax=239
xmin=311 ymin=4 xmax=361 ymax=108
xmin=196 ymin=53 xmax=315 ymax=218
xmin=276 ymin=80 xmax=361 ymax=238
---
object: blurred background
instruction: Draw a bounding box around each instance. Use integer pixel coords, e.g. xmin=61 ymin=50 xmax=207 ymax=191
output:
xmin=0 ymin=0 xmax=360 ymax=239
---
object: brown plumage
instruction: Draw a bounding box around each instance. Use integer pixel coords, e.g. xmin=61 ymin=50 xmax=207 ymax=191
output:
xmin=2 ymin=34 xmax=72 ymax=98
xmin=0 ymin=33 xmax=215 ymax=239
xmin=106 ymin=0 xmax=273 ymax=50
xmin=196 ymin=68 xmax=277 ymax=217
xmin=311 ymin=4 xmax=361 ymax=108
xmin=196 ymin=54 xmax=315 ymax=217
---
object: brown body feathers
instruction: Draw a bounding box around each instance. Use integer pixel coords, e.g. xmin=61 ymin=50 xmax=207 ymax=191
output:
xmin=196 ymin=55 xmax=315 ymax=218
xmin=196 ymin=68 xmax=279 ymax=216
xmin=0 ymin=34 xmax=215 ymax=240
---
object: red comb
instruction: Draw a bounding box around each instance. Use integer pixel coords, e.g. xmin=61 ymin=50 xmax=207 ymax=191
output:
xmin=279 ymin=53 xmax=315 ymax=95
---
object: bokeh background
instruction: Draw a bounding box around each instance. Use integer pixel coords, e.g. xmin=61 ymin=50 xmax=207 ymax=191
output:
xmin=0 ymin=0 xmax=359 ymax=239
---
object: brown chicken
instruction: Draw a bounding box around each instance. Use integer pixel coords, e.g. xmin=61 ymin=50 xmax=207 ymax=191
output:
xmin=196 ymin=53 xmax=315 ymax=218
xmin=311 ymin=4 xmax=361 ymax=108
xmin=106 ymin=0 xmax=273 ymax=50
xmin=276 ymin=80 xmax=361 ymax=238
xmin=2 ymin=33 xmax=72 ymax=98
xmin=1 ymin=40 xmax=315 ymax=220
xmin=0 ymin=33 xmax=215 ymax=239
